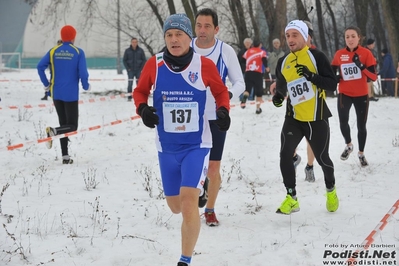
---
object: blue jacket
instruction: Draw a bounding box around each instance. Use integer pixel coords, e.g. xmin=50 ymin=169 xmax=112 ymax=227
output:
xmin=379 ymin=52 xmax=396 ymax=79
xmin=37 ymin=42 xmax=89 ymax=102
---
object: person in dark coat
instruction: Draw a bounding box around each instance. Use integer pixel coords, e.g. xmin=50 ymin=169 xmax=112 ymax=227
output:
xmin=123 ymin=37 xmax=146 ymax=101
xmin=379 ymin=48 xmax=396 ymax=97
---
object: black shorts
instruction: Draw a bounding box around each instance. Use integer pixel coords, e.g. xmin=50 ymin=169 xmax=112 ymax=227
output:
xmin=244 ymin=71 xmax=264 ymax=97
xmin=209 ymin=120 xmax=227 ymax=161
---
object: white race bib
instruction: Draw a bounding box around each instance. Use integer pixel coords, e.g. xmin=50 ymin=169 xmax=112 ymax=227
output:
xmin=340 ymin=62 xmax=362 ymax=81
xmin=287 ymin=77 xmax=315 ymax=106
xmin=162 ymin=102 xmax=199 ymax=133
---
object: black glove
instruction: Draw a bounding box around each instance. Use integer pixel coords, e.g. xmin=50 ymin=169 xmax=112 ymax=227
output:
xmin=335 ymin=74 xmax=342 ymax=82
xmin=228 ymin=91 xmax=233 ymax=100
xmin=272 ymin=93 xmax=284 ymax=107
xmin=138 ymin=103 xmax=159 ymax=128
xmin=352 ymin=53 xmax=366 ymax=70
xmin=215 ymin=107 xmax=230 ymax=131
xmin=295 ymin=64 xmax=314 ymax=81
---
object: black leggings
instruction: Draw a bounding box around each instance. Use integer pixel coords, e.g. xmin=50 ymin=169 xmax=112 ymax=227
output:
xmin=53 ymin=100 xmax=79 ymax=156
xmin=280 ymin=117 xmax=335 ymax=191
xmin=337 ymin=93 xmax=369 ymax=152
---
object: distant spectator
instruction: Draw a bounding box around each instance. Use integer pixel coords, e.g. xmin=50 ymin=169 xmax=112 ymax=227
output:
xmin=266 ymin=38 xmax=285 ymax=94
xmin=123 ymin=37 xmax=146 ymax=101
xmin=379 ymin=48 xmax=396 ymax=97
xmin=237 ymin=38 xmax=252 ymax=74
xmin=37 ymin=25 xmax=90 ymax=164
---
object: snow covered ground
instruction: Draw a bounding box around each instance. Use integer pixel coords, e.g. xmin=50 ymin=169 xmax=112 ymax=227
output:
xmin=0 ymin=69 xmax=398 ymax=266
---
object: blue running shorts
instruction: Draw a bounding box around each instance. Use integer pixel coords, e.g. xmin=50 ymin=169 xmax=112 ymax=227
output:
xmin=158 ymin=148 xmax=210 ymax=196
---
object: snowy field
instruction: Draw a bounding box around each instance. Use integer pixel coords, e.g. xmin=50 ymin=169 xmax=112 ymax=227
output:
xmin=0 ymin=69 xmax=398 ymax=266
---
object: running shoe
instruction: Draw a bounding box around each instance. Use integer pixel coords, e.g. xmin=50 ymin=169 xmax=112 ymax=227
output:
xmin=358 ymin=154 xmax=369 ymax=167
xmin=326 ymin=187 xmax=339 ymax=212
xmin=177 ymin=263 xmax=188 ymax=266
xmin=276 ymin=195 xmax=300 ymax=214
xmin=45 ymin=127 xmax=56 ymax=149
xmin=293 ymin=154 xmax=302 ymax=169
xmin=255 ymin=108 xmax=262 ymax=114
xmin=198 ymin=177 xmax=209 ymax=208
xmin=304 ymin=165 xmax=315 ymax=182
xmin=240 ymin=92 xmax=249 ymax=109
xmin=340 ymin=145 xmax=353 ymax=160
xmin=204 ymin=211 xmax=219 ymax=226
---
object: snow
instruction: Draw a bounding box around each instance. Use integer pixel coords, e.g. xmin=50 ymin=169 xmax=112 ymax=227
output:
xmin=0 ymin=69 xmax=398 ymax=266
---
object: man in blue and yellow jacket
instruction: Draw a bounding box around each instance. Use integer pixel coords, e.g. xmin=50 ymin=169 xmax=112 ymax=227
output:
xmin=37 ymin=25 xmax=90 ymax=164
xmin=272 ymin=20 xmax=339 ymax=215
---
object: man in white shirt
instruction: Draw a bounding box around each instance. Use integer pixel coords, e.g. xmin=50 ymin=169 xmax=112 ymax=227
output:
xmin=191 ymin=8 xmax=245 ymax=226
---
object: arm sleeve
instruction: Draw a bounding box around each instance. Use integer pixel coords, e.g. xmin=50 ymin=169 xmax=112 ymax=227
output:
xmin=224 ymin=45 xmax=245 ymax=99
xmin=78 ymin=49 xmax=90 ymax=90
xmin=362 ymin=51 xmax=377 ymax=81
xmin=37 ymin=52 xmax=51 ymax=87
xmin=309 ymin=50 xmax=337 ymax=91
xmin=275 ymin=57 xmax=287 ymax=98
xmin=201 ymin=58 xmax=230 ymax=111
xmin=262 ymin=57 xmax=268 ymax=68
xmin=133 ymin=56 xmax=156 ymax=114
xmin=140 ymin=49 xmax=147 ymax=70
xmin=122 ymin=49 xmax=128 ymax=70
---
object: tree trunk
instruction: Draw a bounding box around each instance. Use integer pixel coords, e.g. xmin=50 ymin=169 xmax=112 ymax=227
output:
xmin=166 ymin=0 xmax=176 ymax=15
xmin=381 ymin=0 xmax=399 ymax=73
xmin=315 ymin=0 xmax=328 ymax=54
xmin=353 ymin=0 xmax=369 ymax=38
xmin=324 ymin=0 xmax=339 ymax=53
xmin=145 ymin=0 xmax=164 ymax=29
xmin=369 ymin=0 xmax=385 ymax=64
xmin=181 ymin=0 xmax=195 ymax=34
xmin=247 ymin=0 xmax=259 ymax=40
xmin=229 ymin=0 xmax=249 ymax=47
xmin=259 ymin=0 xmax=286 ymax=49
xmin=295 ymin=0 xmax=310 ymax=21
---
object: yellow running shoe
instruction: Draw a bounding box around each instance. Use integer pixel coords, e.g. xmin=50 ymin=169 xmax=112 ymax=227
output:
xmin=276 ymin=195 xmax=300 ymax=214
xmin=45 ymin=127 xmax=56 ymax=149
xmin=326 ymin=187 xmax=339 ymax=212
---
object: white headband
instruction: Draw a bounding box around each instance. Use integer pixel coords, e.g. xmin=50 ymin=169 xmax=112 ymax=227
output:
xmin=285 ymin=20 xmax=308 ymax=41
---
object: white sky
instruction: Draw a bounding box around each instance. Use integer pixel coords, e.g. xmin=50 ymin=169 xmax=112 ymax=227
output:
xmin=0 ymin=69 xmax=398 ymax=265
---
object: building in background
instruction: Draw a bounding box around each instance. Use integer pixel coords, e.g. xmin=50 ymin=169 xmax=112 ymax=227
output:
xmin=0 ymin=0 xmax=125 ymax=69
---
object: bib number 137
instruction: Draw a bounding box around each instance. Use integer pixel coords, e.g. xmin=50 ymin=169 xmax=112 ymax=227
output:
xmin=163 ymin=102 xmax=199 ymax=132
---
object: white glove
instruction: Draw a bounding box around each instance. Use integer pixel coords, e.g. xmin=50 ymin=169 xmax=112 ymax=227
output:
xmin=85 ymin=84 xmax=91 ymax=92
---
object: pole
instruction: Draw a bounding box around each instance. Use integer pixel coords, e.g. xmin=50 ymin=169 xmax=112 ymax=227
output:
xmin=116 ymin=0 xmax=122 ymax=74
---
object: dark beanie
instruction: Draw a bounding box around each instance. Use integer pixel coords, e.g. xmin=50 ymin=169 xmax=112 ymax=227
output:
xmin=382 ymin=48 xmax=388 ymax=54
xmin=366 ymin=38 xmax=375 ymax=45
xmin=163 ymin=14 xmax=193 ymax=39
xmin=61 ymin=25 xmax=77 ymax=42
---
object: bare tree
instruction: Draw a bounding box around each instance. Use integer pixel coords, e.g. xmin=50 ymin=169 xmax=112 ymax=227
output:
xmin=228 ymin=0 xmax=250 ymax=47
xmin=247 ymin=0 xmax=259 ymax=41
xmin=314 ymin=0 xmax=328 ymax=54
xmin=381 ymin=0 xmax=399 ymax=72
xmin=259 ymin=0 xmax=287 ymax=49
xmin=353 ymin=0 xmax=369 ymax=38
xmin=324 ymin=0 xmax=339 ymax=53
